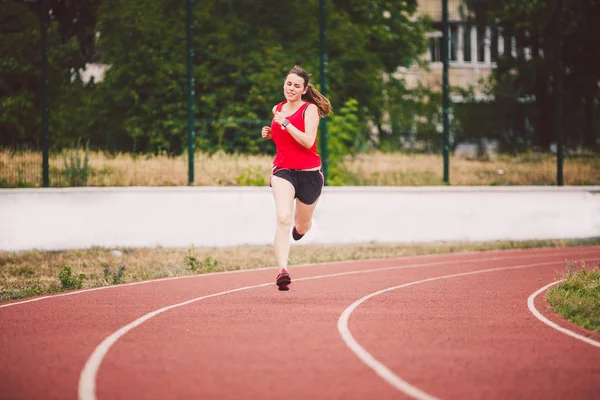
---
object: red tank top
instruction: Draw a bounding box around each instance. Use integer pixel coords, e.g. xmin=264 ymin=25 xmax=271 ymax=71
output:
xmin=271 ymin=101 xmax=321 ymax=169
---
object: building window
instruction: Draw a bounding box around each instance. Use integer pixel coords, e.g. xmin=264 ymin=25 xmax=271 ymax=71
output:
xmin=427 ymin=25 xmax=457 ymax=62
xmin=463 ymin=24 xmax=472 ymax=62
xmin=428 ymin=32 xmax=442 ymax=62
xmin=477 ymin=26 xmax=486 ymax=63
xmin=503 ymin=30 xmax=512 ymax=59
xmin=490 ymin=26 xmax=499 ymax=62
xmin=450 ymin=25 xmax=458 ymax=61
xmin=427 ymin=22 xmax=497 ymax=66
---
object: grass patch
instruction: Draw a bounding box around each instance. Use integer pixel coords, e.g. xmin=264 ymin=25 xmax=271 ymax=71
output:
xmin=1 ymin=238 xmax=599 ymax=303
xmin=547 ymin=261 xmax=600 ymax=333
xmin=1 ymin=149 xmax=599 ymax=187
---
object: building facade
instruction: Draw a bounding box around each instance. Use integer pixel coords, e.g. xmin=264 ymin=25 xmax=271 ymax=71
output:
xmin=397 ymin=0 xmax=519 ymax=98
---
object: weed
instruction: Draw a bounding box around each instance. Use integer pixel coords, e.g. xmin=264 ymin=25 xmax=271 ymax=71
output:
xmin=185 ymin=246 xmax=220 ymax=273
xmin=62 ymin=139 xmax=90 ymax=186
xmin=58 ymin=265 xmax=85 ymax=290
xmin=103 ymin=264 xmax=127 ymax=284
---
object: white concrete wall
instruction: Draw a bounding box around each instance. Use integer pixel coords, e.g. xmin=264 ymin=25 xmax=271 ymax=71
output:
xmin=1 ymin=187 xmax=599 ymax=251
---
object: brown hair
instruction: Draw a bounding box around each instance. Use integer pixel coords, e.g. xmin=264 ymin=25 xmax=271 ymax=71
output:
xmin=286 ymin=65 xmax=332 ymax=117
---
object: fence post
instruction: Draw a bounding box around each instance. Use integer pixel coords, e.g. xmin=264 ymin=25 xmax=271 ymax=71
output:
xmin=41 ymin=0 xmax=50 ymax=187
xmin=186 ymin=0 xmax=195 ymax=186
xmin=555 ymin=0 xmax=564 ymax=186
xmin=442 ymin=0 xmax=450 ymax=184
xmin=319 ymin=0 xmax=329 ymax=185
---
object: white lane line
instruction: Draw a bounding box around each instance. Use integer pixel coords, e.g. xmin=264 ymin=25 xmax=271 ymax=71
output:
xmin=78 ymin=253 xmax=598 ymax=400
xmin=337 ymin=257 xmax=600 ymax=400
xmin=78 ymin=283 xmax=270 ymax=400
xmin=1 ymin=251 xmax=478 ymax=309
xmin=527 ymin=281 xmax=600 ymax=348
xmin=4 ymin=248 xmax=596 ymax=309
xmin=76 ymin=263 xmax=453 ymax=400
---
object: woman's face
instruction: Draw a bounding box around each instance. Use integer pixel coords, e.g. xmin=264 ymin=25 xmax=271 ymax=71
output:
xmin=283 ymin=73 xmax=307 ymax=102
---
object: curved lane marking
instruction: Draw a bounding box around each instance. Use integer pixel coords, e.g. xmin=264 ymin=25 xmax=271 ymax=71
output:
xmin=78 ymin=253 xmax=598 ymax=400
xmin=78 ymin=284 xmax=269 ymax=400
xmin=337 ymin=257 xmax=599 ymax=400
xmin=527 ymin=281 xmax=600 ymax=348
xmin=3 ymin=248 xmax=596 ymax=309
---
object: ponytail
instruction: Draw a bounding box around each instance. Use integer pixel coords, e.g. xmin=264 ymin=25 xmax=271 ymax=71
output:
xmin=302 ymin=83 xmax=332 ymax=118
xmin=287 ymin=65 xmax=332 ymax=118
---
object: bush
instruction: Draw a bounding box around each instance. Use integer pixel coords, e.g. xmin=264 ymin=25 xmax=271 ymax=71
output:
xmin=58 ymin=266 xmax=85 ymax=290
xmin=327 ymin=98 xmax=362 ymax=185
xmin=103 ymin=264 xmax=127 ymax=284
xmin=185 ymin=246 xmax=220 ymax=273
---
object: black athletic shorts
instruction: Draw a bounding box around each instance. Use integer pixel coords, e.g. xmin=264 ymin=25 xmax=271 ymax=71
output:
xmin=270 ymin=166 xmax=324 ymax=205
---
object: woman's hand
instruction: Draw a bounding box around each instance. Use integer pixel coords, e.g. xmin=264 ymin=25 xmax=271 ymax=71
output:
xmin=273 ymin=111 xmax=286 ymax=126
xmin=261 ymin=126 xmax=272 ymax=140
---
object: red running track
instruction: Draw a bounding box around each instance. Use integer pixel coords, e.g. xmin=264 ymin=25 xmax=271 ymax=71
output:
xmin=1 ymin=246 xmax=599 ymax=400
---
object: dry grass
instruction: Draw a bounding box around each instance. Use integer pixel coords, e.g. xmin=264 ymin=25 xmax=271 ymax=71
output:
xmin=344 ymin=152 xmax=600 ymax=186
xmin=2 ymin=149 xmax=599 ymax=187
xmin=0 ymin=149 xmax=273 ymax=187
xmin=2 ymin=238 xmax=599 ymax=303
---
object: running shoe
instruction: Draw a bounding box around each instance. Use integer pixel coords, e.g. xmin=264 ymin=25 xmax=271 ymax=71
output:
xmin=292 ymin=226 xmax=304 ymax=241
xmin=276 ymin=269 xmax=291 ymax=291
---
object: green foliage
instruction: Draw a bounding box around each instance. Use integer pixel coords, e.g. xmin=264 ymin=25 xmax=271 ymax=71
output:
xmin=62 ymin=139 xmax=90 ymax=186
xmin=184 ymin=246 xmax=220 ymax=273
xmin=0 ymin=2 xmax=44 ymax=147
xmin=103 ymin=264 xmax=127 ymax=285
xmin=463 ymin=0 xmax=600 ymax=151
xmin=0 ymin=280 xmax=53 ymax=303
xmin=199 ymin=120 xmax=273 ymax=154
xmin=1 ymin=0 xmax=101 ymax=148
xmin=384 ymin=80 xmax=444 ymax=153
xmin=450 ymin=83 xmax=531 ymax=156
xmin=4 ymin=0 xmax=599 ymax=157
xmin=236 ymin=165 xmax=266 ymax=186
xmin=2 ymin=0 xmax=427 ymax=156
xmin=327 ymin=98 xmax=362 ymax=185
xmin=58 ymin=265 xmax=85 ymax=290
xmin=547 ymin=262 xmax=600 ymax=333
xmin=0 ymin=178 xmax=35 ymax=188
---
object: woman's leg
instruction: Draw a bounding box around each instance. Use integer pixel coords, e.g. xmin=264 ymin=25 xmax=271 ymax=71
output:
xmin=271 ymin=176 xmax=296 ymax=271
xmin=294 ymin=196 xmax=320 ymax=236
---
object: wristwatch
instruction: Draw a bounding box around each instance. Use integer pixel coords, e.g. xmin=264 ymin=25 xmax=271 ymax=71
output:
xmin=281 ymin=120 xmax=290 ymax=129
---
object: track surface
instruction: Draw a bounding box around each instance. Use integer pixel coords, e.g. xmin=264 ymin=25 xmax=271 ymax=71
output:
xmin=1 ymin=247 xmax=600 ymax=400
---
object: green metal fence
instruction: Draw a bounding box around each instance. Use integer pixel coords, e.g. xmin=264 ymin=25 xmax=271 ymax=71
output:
xmin=2 ymin=0 xmax=598 ymax=188
xmin=0 ymin=120 xmax=273 ymax=188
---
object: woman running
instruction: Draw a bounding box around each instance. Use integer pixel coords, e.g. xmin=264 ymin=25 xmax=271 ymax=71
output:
xmin=261 ymin=65 xmax=332 ymax=291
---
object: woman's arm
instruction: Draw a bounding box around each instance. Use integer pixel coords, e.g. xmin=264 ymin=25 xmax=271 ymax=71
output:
xmin=274 ymin=104 xmax=320 ymax=148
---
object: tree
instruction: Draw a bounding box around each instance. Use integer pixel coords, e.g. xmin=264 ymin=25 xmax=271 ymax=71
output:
xmin=0 ymin=0 xmax=101 ymax=147
xmin=0 ymin=1 xmax=39 ymax=146
xmin=463 ymin=0 xmax=600 ymax=151
xmin=2 ymin=0 xmax=427 ymax=154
